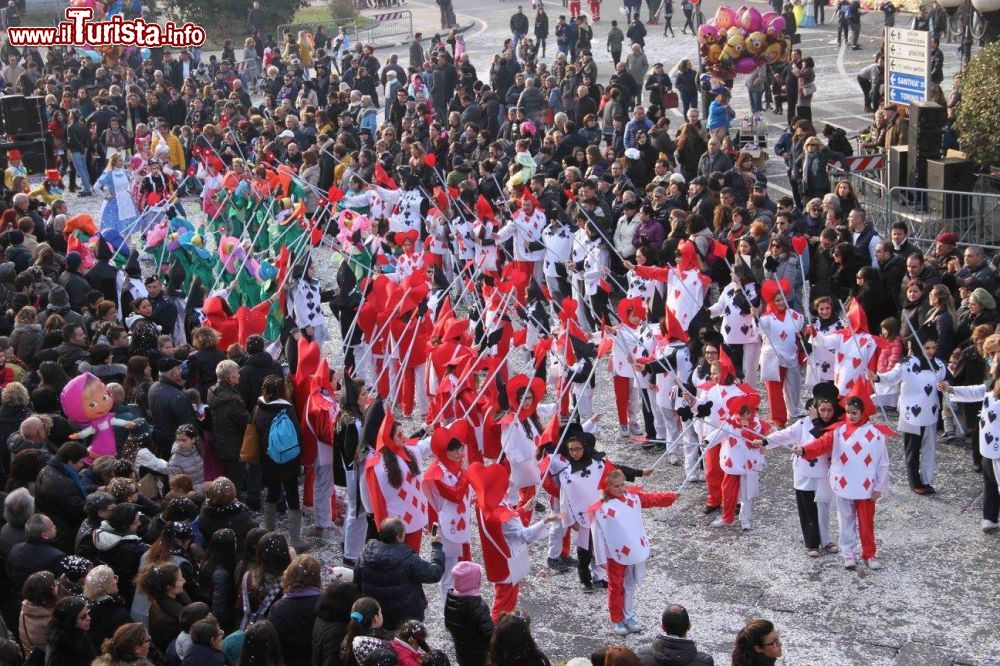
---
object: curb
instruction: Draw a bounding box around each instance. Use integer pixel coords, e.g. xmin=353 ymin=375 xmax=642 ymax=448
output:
xmin=370 ymin=20 xmax=477 ymax=51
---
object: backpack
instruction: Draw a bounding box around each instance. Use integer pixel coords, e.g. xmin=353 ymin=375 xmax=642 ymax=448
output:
xmin=266 ymin=409 xmax=300 ymax=464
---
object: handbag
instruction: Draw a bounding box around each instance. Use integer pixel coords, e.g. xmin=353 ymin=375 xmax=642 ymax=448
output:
xmin=661 ymin=91 xmax=679 ymax=109
xmin=802 ymin=82 xmax=817 ymax=96
xmin=239 ymin=411 xmax=260 ymax=464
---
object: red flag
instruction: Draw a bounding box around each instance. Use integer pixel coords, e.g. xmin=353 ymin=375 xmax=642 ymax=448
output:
xmin=533 ymin=336 xmax=553 ymax=370
xmin=598 ymin=279 xmax=612 ymax=293
xmin=374 ymin=163 xmax=397 ymax=190
xmin=597 ymin=336 xmax=614 ymax=359
xmin=791 ymin=235 xmax=809 ymax=255
xmin=327 ymin=185 xmax=345 ymax=203
xmin=422 ymin=153 xmax=437 ymax=168
xmin=564 ymin=188 xmax=576 ymax=202
xmin=712 ymin=239 xmax=730 ymax=260
xmin=432 ymin=187 xmax=449 ymax=213
xmin=310 ymin=226 xmax=324 ymax=246
xmin=537 ymin=411 xmax=561 ymax=449
xmin=475 ymin=194 xmax=495 ymax=221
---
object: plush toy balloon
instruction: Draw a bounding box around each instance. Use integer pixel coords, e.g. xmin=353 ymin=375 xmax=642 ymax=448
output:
xmin=63 ymin=373 xmax=133 ymax=461
xmin=140 ymin=47 xmax=151 ymax=60
xmin=728 ymin=25 xmax=744 ymax=39
xmin=760 ymin=10 xmax=778 ymax=26
xmin=745 ymin=31 xmax=767 ymax=56
xmin=766 ymin=15 xmax=786 ymax=38
xmin=738 ymin=6 xmax=762 ymax=33
xmin=721 ymin=33 xmax=745 ymax=64
xmin=706 ymin=44 xmax=723 ymax=64
xmin=761 ymin=41 xmax=783 ymax=64
xmin=698 ymin=23 xmax=721 ymax=45
xmin=734 ymin=57 xmax=759 ymax=74
xmin=714 ymin=4 xmax=736 ymax=30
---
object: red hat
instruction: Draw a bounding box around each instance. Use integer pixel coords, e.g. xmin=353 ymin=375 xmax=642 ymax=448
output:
xmin=468 ymin=462 xmax=514 ymax=518
xmin=663 ymin=307 xmax=689 ymax=342
xmin=505 ymin=374 xmax=546 ymax=417
xmin=45 ymin=169 xmax=61 ymax=182
xmin=935 ymin=232 xmax=958 ymax=246
xmin=430 ymin=420 xmax=473 ymax=462
xmin=617 ymin=297 xmax=646 ymax=324
xmin=6 ymin=149 xmax=21 ymax=160
xmin=761 ymin=278 xmax=792 ymax=313
xmin=677 ymin=240 xmax=700 ymax=272
xmin=718 ymin=347 xmax=737 ymax=384
xmin=395 ymin=229 xmax=419 ymax=245
xmin=846 ymin=299 xmax=869 ymax=334
xmin=726 ymin=391 xmax=761 ymax=416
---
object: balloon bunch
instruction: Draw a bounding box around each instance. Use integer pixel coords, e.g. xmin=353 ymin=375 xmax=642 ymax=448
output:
xmin=697 ymin=4 xmax=791 ymax=80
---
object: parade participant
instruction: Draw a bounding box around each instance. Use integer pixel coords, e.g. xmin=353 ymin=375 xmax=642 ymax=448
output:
xmin=199 ymin=155 xmax=225 ymax=219
xmin=610 ymin=298 xmax=655 ymax=438
xmin=804 ymin=296 xmax=846 ymax=387
xmin=708 ymin=263 xmax=761 ymax=385
xmin=496 ymin=194 xmax=547 ymax=283
xmin=637 ymin=308 xmax=692 ymax=458
xmin=756 ymin=278 xmax=805 ymax=428
xmin=364 ymin=413 xmax=431 ymax=553
xmin=869 ymin=330 xmax=947 ymax=495
xmin=373 ymin=167 xmax=430 ymax=237
xmin=467 ymin=462 xmax=560 ymax=622
xmin=590 ymin=468 xmax=678 ymax=635
xmin=498 ymin=374 xmax=547 ymax=518
xmin=95 ymin=153 xmax=139 ymax=236
xmin=623 ymin=245 xmax=665 ymax=323
xmin=761 ymin=383 xmax=842 ymax=557
xmin=692 ymin=355 xmax=745 ymax=513
xmin=391 ymin=230 xmax=424 ymax=283
xmin=389 ymin=290 xmax=433 ymax=419
xmin=712 ymin=392 xmax=770 ymax=531
xmin=4 ymin=149 xmax=26 ymax=190
xmin=631 ymin=240 xmax=709 ymax=334
xmin=421 ymin=422 xmax=474 ymax=600
xmin=139 ymin=159 xmax=176 ymax=209
xmin=818 ymin=300 xmax=879 ymax=397
xmin=794 ymin=379 xmax=892 ymax=570
xmin=288 ymin=259 xmax=334 ymax=348
xmin=302 ymin=361 xmax=347 ymax=539
xmin=541 ymin=210 xmax=575 ymax=303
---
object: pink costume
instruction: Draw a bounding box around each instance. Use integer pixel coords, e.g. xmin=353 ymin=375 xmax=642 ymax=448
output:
xmin=61 ymin=373 xmax=131 ymax=461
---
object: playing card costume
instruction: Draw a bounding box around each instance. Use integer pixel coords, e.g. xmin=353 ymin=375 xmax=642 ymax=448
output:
xmin=499 ymin=375 xmax=547 ymax=508
xmin=496 ymin=196 xmax=546 ymax=282
xmin=708 ymin=276 xmax=761 ymax=385
xmin=715 ymin=393 xmax=771 ymax=530
xmin=467 ymin=462 xmax=550 ymax=622
xmin=949 ymin=380 xmax=1000 ymax=530
xmin=693 ymin=357 xmax=745 ymax=510
xmin=799 ymin=380 xmax=892 ymax=568
xmin=758 ymin=278 xmax=805 ymax=427
xmin=422 ymin=423 xmax=473 ymax=600
xmin=612 ymin=298 xmax=655 ymax=435
xmin=638 ymin=309 xmax=693 ymax=458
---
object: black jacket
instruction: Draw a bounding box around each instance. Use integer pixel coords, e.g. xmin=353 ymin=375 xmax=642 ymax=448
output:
xmin=92 ymin=526 xmax=148 ymax=605
xmin=196 ymin=501 xmax=258 ymax=555
xmin=637 ymin=634 xmax=715 ymax=666
xmin=355 ymin=540 xmax=445 ymax=630
xmin=311 ymin=616 xmax=349 ymax=666
xmin=207 ymin=382 xmax=250 ymax=461
xmin=87 ymin=594 xmax=131 ymax=650
xmin=253 ymin=399 xmax=301 ymax=478
xmin=6 ymin=537 xmax=65 ymax=592
xmin=238 ymin=352 xmax=283 ymax=410
xmin=58 ymin=269 xmax=92 ymax=311
xmin=84 ymin=261 xmax=118 ymax=303
xmin=34 ymin=460 xmax=87 ymax=553
xmin=443 ymin=592 xmax=494 ymax=666
xmin=149 ymin=294 xmax=179 ymax=340
xmin=181 ymin=644 xmax=225 ymax=666
xmin=267 ymin=590 xmax=320 ymax=666
xmin=147 ymin=377 xmax=198 ymax=453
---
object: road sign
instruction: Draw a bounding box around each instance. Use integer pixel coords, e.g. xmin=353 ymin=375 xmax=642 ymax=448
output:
xmin=885 ymin=27 xmax=930 ymax=105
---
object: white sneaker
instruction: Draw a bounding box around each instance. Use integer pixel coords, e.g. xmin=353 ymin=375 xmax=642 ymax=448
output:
xmin=619 ymin=425 xmax=630 ymax=438
xmin=630 ymin=422 xmax=645 ymax=436
xmin=741 ymin=523 xmax=752 ymax=532
xmin=694 ymin=470 xmax=706 ymax=482
xmin=624 ymin=617 xmax=642 ymax=634
xmin=843 ymin=557 xmax=857 ymax=570
xmin=710 ymin=518 xmax=734 ymax=528
xmin=866 ymin=557 xmax=882 ymax=570
xmin=667 ymin=453 xmax=681 ymax=466
xmin=982 ymin=519 xmax=1000 ymax=533
xmin=612 ymin=621 xmax=629 ymax=636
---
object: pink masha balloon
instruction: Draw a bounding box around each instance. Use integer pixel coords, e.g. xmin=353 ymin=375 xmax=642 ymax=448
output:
xmin=698 ymin=23 xmax=721 ymax=45
xmin=735 ymin=57 xmax=759 ymax=74
xmin=714 ymin=5 xmax=737 ymax=30
xmin=739 ymin=6 xmax=762 ymax=33
xmin=766 ymin=15 xmax=787 ymax=38
xmin=745 ymin=31 xmax=768 ymax=56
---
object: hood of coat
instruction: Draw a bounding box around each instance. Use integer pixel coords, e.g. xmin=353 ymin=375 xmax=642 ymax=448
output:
xmin=20 ymin=599 xmax=53 ymax=622
xmin=93 ymin=522 xmax=143 ymax=552
xmin=646 ymin=635 xmax=702 ymax=665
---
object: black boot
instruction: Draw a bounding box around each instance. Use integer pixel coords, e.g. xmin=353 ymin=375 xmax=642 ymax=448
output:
xmin=577 ymin=546 xmax=593 ymax=590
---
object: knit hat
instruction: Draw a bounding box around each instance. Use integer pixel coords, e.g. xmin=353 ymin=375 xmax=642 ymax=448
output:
xmin=450 ymin=561 xmax=482 ymax=596
xmin=971 ymin=287 xmax=996 ymax=310
xmin=351 ymin=636 xmax=385 ymax=663
xmin=935 ymin=231 xmax=958 ymax=246
xmin=60 ymin=555 xmax=93 ymax=581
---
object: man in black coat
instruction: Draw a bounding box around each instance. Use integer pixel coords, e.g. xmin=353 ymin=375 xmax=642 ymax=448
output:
xmin=355 ymin=517 xmax=445 ymax=631
xmin=875 ymin=242 xmax=906 ymax=308
xmin=85 ymin=238 xmax=120 ymax=303
xmin=145 ymin=275 xmax=179 ymax=341
xmin=58 ymin=251 xmax=92 ymax=311
xmin=33 ymin=442 xmax=89 ymax=554
xmin=510 ymin=5 xmax=530 ymax=43
xmin=238 ymin=335 xmax=284 ymax=411
xmin=147 ymin=357 xmax=198 ymax=456
xmin=6 ymin=513 xmax=66 ymax=592
xmin=637 ymin=604 xmax=715 ymax=666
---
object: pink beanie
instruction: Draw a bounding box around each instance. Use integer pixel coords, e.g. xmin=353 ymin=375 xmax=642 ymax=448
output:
xmin=451 ymin=561 xmax=482 ymax=596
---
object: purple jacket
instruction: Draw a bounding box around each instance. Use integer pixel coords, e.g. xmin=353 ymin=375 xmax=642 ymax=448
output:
xmin=633 ymin=218 xmax=665 ymax=249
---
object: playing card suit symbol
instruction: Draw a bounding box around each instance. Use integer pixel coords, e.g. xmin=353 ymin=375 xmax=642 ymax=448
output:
xmin=724 ymin=325 xmax=732 ymax=333
xmin=673 ymin=289 xmax=681 ymax=299
xmin=606 ymin=508 xmax=616 ymax=517
xmin=990 ymin=411 xmax=998 ymax=423
xmin=863 ymin=478 xmax=872 ymax=490
xmin=621 ymin=545 xmax=631 ymax=556
xmin=851 ymin=357 xmax=862 ymax=369
xmin=931 ymin=404 xmax=937 ymax=415
xmin=923 ymin=384 xmax=934 ymax=396
xmin=840 ymin=453 xmax=849 ymax=465
xmin=779 ymin=331 xmax=788 ymax=340
xmin=725 ymin=459 xmax=734 ymax=468
xmin=911 ymin=405 xmax=922 ymax=416
xmin=864 ymin=454 xmax=873 ymax=466
xmin=852 ymin=442 xmax=863 ymax=454
xmin=837 ymin=353 xmax=845 ymax=363
xmin=839 ymin=476 xmax=848 ymax=488
xmin=741 ymin=325 xmax=751 ymax=335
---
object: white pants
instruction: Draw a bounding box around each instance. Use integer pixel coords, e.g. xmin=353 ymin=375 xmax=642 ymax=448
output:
xmin=311 ymin=321 xmax=330 ymax=348
xmin=741 ymin=340 xmax=762 ymax=386
xmin=573 ymin=383 xmax=594 ymax=421
xmin=835 ymin=496 xmax=871 ymax=560
xmin=313 ymin=464 xmax=336 ymax=529
xmin=439 ymin=536 xmax=466 ymax=601
xmin=547 ymin=495 xmax=566 ymax=559
xmin=344 ymin=468 xmax=369 ymax=561
xmin=737 ymin=472 xmax=759 ymax=528
xmin=619 ymin=561 xmax=646 ymax=620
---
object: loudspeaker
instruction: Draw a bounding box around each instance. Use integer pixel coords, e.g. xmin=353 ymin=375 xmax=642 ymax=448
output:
xmin=0 ymin=134 xmax=53 ymax=174
xmin=907 ymin=101 xmax=946 ymax=189
xmin=0 ymin=94 xmax=45 ymax=137
xmin=889 ymin=145 xmax=909 ymax=190
xmin=927 ymin=158 xmax=975 ymax=218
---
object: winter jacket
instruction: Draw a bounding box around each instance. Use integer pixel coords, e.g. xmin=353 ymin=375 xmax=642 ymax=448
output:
xmin=58 ymin=270 xmax=91 ymax=311
xmin=876 ymin=337 xmax=904 ymax=373
xmin=253 ymin=398 xmax=301 ymax=479
xmin=355 ymin=540 xmax=445 ymax=630
xmin=147 ymin=377 xmax=198 ymax=454
xmin=168 ymin=443 xmax=204 ymax=488
xmin=443 ymin=592 xmax=494 ymax=666
xmin=6 ymin=537 xmax=65 ymax=592
xmin=93 ymin=523 xmax=148 ymax=605
xmin=311 ymin=616 xmax=349 ymax=666
xmin=181 ymin=644 xmax=225 ymax=666
xmin=207 ymin=382 xmax=249 ymax=462
xmin=0 ymin=523 xmax=24 ymax=562
xmin=87 ymin=594 xmax=131 ymax=650
xmin=238 ymin=352 xmax=283 ymax=411
xmin=205 ymin=566 xmax=236 ymax=632
xmin=0 ymin=612 xmax=20 ymax=666
xmin=17 ymin=600 xmax=50 ymax=653
xmin=637 ymin=634 xmax=715 ymax=666
xmin=267 ymin=589 xmax=320 ymax=666
xmin=9 ymin=323 xmax=42 ymax=363
xmin=149 ymin=593 xmax=190 ymax=654
xmin=34 ymin=460 xmax=87 ymax=553
xmin=197 ymin=501 xmax=257 ymax=550
xmin=187 ymin=349 xmax=226 ymax=402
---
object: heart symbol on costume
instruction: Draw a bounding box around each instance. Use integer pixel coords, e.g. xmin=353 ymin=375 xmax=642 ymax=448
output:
xmin=837 ymin=353 xmax=845 ymax=363
xmin=923 ymin=384 xmax=933 ymax=396
xmin=724 ymin=325 xmax=732 ymax=333
xmin=851 ymin=357 xmax=862 ymax=369
xmin=673 ymin=289 xmax=681 ymax=299
xmin=741 ymin=325 xmax=750 ymax=334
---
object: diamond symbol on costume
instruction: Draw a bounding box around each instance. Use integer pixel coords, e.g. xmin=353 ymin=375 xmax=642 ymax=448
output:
xmin=863 ymin=479 xmax=872 ymax=490
xmin=640 ymin=537 xmax=647 ymax=546
xmin=606 ymin=508 xmax=616 ymax=517
xmin=621 ymin=545 xmax=631 ymax=556
xmin=397 ymin=489 xmax=407 ymax=500
xmin=626 ymin=499 xmax=634 ymax=507
xmin=405 ymin=472 xmax=414 ymax=483
xmin=840 ymin=452 xmax=849 ymax=465
xmin=779 ymin=331 xmax=787 ymax=340
xmin=852 ymin=442 xmax=863 ymax=454
xmin=839 ymin=476 xmax=848 ymax=488
xmin=411 ymin=495 xmax=419 ymax=507
xmin=865 ymin=430 xmax=875 ymax=442
xmin=403 ymin=511 xmax=413 ymax=523
xmin=864 ymin=454 xmax=873 ymax=466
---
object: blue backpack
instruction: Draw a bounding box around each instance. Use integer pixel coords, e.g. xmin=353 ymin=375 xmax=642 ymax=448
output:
xmin=266 ymin=410 xmax=300 ymax=464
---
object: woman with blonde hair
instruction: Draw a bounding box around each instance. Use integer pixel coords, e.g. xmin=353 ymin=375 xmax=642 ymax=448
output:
xmin=96 ymin=151 xmax=139 ymax=235
xmin=188 ymin=327 xmax=226 ymax=401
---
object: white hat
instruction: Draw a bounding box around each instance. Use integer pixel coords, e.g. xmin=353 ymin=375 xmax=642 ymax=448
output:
xmin=669 ymin=173 xmax=686 ymax=185
xmin=624 ymin=147 xmax=640 ymax=160
xmin=278 ymin=129 xmax=295 ymax=139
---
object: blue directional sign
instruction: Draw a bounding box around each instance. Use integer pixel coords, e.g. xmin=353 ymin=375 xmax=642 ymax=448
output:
xmin=885 ymin=28 xmax=929 ymax=105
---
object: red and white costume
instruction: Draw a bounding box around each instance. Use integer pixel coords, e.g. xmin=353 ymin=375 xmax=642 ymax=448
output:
xmin=303 ymin=359 xmax=340 ymax=530
xmin=611 ymin=298 xmax=655 ymax=433
xmin=634 ymin=241 xmax=710 ymax=334
xmin=707 ymin=280 xmax=761 ymax=385
xmin=495 ymin=198 xmax=546 ymax=281
xmin=388 ymin=294 xmax=432 ymax=418
xmin=590 ymin=487 xmax=677 ymax=625
xmin=717 ymin=394 xmax=771 ymax=529
xmin=392 ymin=230 xmax=425 ymax=284
xmin=498 ymin=375 xmax=547 ymax=503
xmin=693 ymin=370 xmax=745 ymax=511
xmin=569 ymin=0 xmax=582 ymax=19
xmin=589 ymin=0 xmax=602 ymax=21
xmin=800 ymin=382 xmax=891 ymax=565
xmin=422 ymin=423 xmax=473 ymax=600
xmin=364 ymin=412 xmax=431 ymax=552
xmin=819 ymin=303 xmax=879 ymax=396
xmin=468 ymin=462 xmax=550 ymax=621
xmin=758 ymin=278 xmax=805 ymax=427
xmin=639 ymin=309 xmax=692 ymax=457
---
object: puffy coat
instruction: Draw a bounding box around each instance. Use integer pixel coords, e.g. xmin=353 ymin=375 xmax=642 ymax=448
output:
xmin=167 ymin=443 xmax=204 ymax=488
xmin=267 ymin=589 xmax=320 ymax=666
xmin=92 ymin=524 xmax=148 ymax=605
xmin=34 ymin=460 xmax=87 ymax=553
xmin=207 ymin=382 xmax=250 ymax=462
xmin=196 ymin=501 xmax=257 ymax=550
xmin=355 ymin=540 xmax=445 ymax=630
xmin=238 ymin=352 xmax=283 ymax=411
xmin=149 ymin=593 xmax=190 ymax=654
xmin=17 ymin=600 xmax=50 ymax=653
xmin=637 ymin=634 xmax=715 ymax=666
xmin=147 ymin=377 xmax=198 ymax=454
xmin=311 ymin=616 xmax=349 ymax=666
xmin=443 ymin=592 xmax=494 ymax=666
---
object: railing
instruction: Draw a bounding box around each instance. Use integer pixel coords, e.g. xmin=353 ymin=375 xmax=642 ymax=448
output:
xmin=828 ymin=166 xmax=891 ymax=234
xmin=888 ymin=186 xmax=1000 ymax=251
xmin=356 ymin=10 xmax=413 ymax=46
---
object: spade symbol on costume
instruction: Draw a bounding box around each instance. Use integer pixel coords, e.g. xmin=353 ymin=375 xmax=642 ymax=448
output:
xmin=724 ymin=324 xmax=732 ymax=334
xmin=911 ymin=405 xmax=922 ymax=416
xmin=990 ymin=411 xmax=998 ymax=423
xmin=923 ymin=384 xmax=933 ymax=396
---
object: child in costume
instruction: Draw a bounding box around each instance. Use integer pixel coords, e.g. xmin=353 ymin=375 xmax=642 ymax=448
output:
xmin=712 ymin=392 xmax=770 ymax=531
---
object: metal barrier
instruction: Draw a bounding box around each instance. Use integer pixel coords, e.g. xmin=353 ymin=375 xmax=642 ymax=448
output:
xmin=829 ymin=166 xmax=891 ymax=234
xmin=276 ymin=18 xmax=360 ymax=46
xmin=888 ymin=186 xmax=1000 ymax=250
xmin=356 ymin=10 xmax=413 ymax=46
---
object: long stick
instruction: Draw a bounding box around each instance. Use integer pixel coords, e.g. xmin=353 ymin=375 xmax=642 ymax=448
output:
xmin=838 ymin=298 xmax=891 ymax=424
xmin=356 ymin=287 xmax=414 ymax=368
